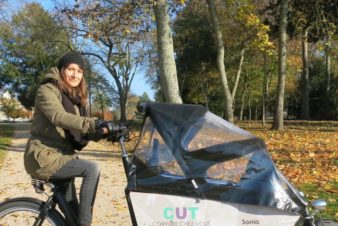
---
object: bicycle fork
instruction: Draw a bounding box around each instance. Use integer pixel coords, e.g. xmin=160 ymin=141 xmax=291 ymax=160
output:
xmin=33 ymin=195 xmax=56 ymax=226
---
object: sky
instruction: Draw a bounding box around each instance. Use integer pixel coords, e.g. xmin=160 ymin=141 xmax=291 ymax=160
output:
xmin=10 ymin=0 xmax=155 ymax=100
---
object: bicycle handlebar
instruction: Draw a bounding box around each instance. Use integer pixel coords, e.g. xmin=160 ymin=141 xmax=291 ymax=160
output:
xmin=107 ymin=124 xmax=129 ymax=143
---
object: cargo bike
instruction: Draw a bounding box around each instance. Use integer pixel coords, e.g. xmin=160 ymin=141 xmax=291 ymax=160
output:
xmin=0 ymin=103 xmax=335 ymax=226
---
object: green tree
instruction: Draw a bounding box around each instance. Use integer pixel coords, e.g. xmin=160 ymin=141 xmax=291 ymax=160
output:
xmin=139 ymin=92 xmax=151 ymax=103
xmin=174 ymin=0 xmax=275 ymax=119
xmin=87 ymin=71 xmax=117 ymax=118
xmin=288 ymin=0 xmax=338 ymax=119
xmin=0 ymin=98 xmax=22 ymax=121
xmin=263 ymin=0 xmax=338 ymax=121
xmin=173 ymin=1 xmax=221 ymax=113
xmin=308 ymin=58 xmax=338 ymax=119
xmin=0 ymin=3 xmax=70 ymax=109
xmin=230 ymin=4 xmax=275 ymax=122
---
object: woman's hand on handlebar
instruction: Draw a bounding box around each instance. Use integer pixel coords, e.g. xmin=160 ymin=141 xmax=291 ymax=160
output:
xmin=96 ymin=120 xmax=112 ymax=136
xmin=97 ymin=121 xmax=129 ymax=142
xmin=86 ymin=120 xmax=108 ymax=141
xmin=87 ymin=120 xmax=129 ymax=142
xmin=107 ymin=123 xmax=129 ymax=142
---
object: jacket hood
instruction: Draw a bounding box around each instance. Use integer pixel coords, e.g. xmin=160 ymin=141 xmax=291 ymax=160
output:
xmin=41 ymin=67 xmax=61 ymax=84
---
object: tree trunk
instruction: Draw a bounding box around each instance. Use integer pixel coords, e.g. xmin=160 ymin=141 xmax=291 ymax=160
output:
xmin=254 ymin=106 xmax=258 ymax=120
xmin=206 ymin=0 xmax=234 ymax=123
xmin=88 ymin=70 xmax=92 ymax=117
xmin=108 ymin=67 xmax=127 ymax=122
xmin=240 ymin=100 xmax=244 ymax=121
xmin=203 ymin=81 xmax=209 ymax=110
xmin=272 ymin=0 xmax=288 ymax=131
xmin=325 ymin=36 xmax=331 ymax=93
xmin=231 ymin=47 xmax=245 ymax=102
xmin=119 ymin=94 xmax=127 ymax=122
xmin=201 ymin=63 xmax=209 ymax=110
xmin=301 ymin=29 xmax=310 ymax=119
xmin=239 ymin=89 xmax=247 ymax=121
xmin=262 ymin=54 xmax=267 ymax=125
xmin=153 ymin=0 xmax=182 ymax=104
xmin=248 ymin=96 xmax=252 ymax=120
xmin=95 ymin=86 xmax=105 ymax=120
xmin=231 ymin=47 xmax=245 ymax=113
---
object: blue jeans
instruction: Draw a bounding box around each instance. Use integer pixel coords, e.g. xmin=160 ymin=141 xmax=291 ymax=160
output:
xmin=50 ymin=159 xmax=100 ymax=225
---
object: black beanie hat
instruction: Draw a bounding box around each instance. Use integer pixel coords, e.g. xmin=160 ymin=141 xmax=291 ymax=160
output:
xmin=57 ymin=52 xmax=85 ymax=71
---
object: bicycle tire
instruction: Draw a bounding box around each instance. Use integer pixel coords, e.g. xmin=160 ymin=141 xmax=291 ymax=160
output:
xmin=0 ymin=197 xmax=65 ymax=226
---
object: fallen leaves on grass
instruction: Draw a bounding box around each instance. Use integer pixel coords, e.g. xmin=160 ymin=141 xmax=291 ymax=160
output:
xmin=238 ymin=120 xmax=337 ymax=192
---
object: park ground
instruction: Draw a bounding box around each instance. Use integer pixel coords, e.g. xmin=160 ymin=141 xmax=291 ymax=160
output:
xmin=0 ymin=120 xmax=337 ymax=223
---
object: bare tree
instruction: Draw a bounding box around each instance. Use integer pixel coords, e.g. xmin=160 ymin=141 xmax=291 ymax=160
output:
xmin=58 ymin=1 xmax=149 ymax=121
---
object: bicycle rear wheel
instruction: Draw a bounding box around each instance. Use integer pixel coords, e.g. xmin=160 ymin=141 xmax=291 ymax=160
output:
xmin=0 ymin=197 xmax=65 ymax=226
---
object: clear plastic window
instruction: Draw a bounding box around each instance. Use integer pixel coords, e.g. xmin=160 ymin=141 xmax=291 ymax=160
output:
xmin=134 ymin=118 xmax=184 ymax=176
xmin=206 ymin=153 xmax=252 ymax=182
xmin=183 ymin=112 xmax=254 ymax=152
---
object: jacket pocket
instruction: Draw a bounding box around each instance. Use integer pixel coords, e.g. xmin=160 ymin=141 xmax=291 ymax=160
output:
xmin=32 ymin=141 xmax=62 ymax=169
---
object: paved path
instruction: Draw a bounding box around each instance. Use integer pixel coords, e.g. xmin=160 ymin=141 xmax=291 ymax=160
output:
xmin=0 ymin=122 xmax=131 ymax=225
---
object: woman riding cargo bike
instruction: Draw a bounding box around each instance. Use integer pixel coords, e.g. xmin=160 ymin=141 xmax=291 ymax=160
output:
xmin=17 ymin=51 xmax=112 ymax=226
xmin=1 ymin=101 xmax=336 ymax=226
xmin=0 ymin=51 xmax=335 ymax=226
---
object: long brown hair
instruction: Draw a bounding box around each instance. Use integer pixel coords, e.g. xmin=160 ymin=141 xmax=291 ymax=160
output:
xmin=57 ymin=65 xmax=88 ymax=106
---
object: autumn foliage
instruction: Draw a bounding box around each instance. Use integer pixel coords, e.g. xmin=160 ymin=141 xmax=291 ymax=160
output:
xmin=239 ymin=121 xmax=337 ymax=183
xmin=238 ymin=120 xmax=337 ymax=219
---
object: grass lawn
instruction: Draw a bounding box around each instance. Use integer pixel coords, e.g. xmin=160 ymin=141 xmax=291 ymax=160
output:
xmin=298 ymin=181 xmax=338 ymax=220
xmin=238 ymin=120 xmax=338 ymax=221
xmin=0 ymin=124 xmax=14 ymax=168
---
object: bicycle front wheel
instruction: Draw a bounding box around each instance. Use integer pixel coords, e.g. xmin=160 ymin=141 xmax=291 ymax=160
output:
xmin=0 ymin=197 xmax=65 ymax=226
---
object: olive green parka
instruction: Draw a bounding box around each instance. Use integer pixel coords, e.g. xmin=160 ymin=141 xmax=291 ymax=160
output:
xmin=24 ymin=67 xmax=96 ymax=180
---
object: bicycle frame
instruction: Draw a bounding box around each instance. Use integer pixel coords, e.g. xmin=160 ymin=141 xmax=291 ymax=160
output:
xmin=34 ymin=182 xmax=78 ymax=226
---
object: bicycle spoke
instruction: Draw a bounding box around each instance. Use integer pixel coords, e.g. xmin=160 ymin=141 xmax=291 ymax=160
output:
xmin=0 ymin=210 xmax=54 ymax=226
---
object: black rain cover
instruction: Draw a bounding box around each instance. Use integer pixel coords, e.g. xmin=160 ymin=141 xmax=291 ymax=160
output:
xmin=129 ymin=103 xmax=308 ymax=214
